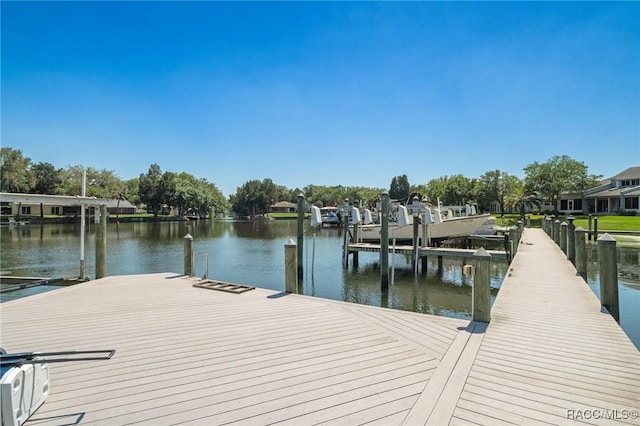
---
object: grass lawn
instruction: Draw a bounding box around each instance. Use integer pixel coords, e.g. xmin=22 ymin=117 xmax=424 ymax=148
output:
xmin=492 ymin=213 xmax=640 ymax=232
xmin=268 ymin=212 xmax=307 ymax=220
xmin=572 ymin=216 xmax=640 ymax=232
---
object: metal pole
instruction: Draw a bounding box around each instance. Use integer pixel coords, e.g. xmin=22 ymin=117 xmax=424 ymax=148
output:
xmin=80 ymin=168 xmax=86 ymax=279
xmin=297 ymin=194 xmax=304 ymax=280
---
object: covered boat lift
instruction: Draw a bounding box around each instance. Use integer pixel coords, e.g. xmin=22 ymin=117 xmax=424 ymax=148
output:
xmin=0 ymin=191 xmax=109 ymax=279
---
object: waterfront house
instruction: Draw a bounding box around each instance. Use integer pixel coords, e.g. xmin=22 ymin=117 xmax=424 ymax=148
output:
xmin=1 ymin=197 xmax=136 ymax=217
xmin=270 ymin=201 xmax=297 ymax=213
xmin=548 ymin=166 xmax=640 ymax=215
xmin=584 ymin=166 xmax=640 ymax=214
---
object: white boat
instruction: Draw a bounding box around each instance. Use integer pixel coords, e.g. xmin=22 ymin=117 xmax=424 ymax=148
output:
xmin=474 ymin=216 xmax=498 ymax=235
xmin=319 ymin=207 xmax=340 ymax=226
xmin=356 ymin=204 xmax=492 ymax=244
xmin=0 ymin=217 xmax=29 ymax=227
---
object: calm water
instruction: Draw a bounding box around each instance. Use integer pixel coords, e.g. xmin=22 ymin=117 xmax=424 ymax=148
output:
xmin=1 ymin=221 xmax=638 ymax=348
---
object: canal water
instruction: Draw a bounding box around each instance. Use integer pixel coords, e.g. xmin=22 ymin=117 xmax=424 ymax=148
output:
xmin=1 ymin=220 xmax=638 ymax=349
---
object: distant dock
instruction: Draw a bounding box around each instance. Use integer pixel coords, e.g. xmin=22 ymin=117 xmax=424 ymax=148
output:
xmin=347 ymin=242 xmax=508 ymax=260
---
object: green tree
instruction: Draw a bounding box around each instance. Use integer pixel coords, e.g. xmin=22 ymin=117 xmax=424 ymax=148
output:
xmin=523 ymin=155 xmax=601 ymax=213
xmin=389 ymin=175 xmax=410 ymax=200
xmin=139 ymin=164 xmax=164 ymax=216
xmin=123 ymin=178 xmax=140 ymax=206
xmin=423 ymin=175 xmax=476 ymax=206
xmin=58 ymin=166 xmax=123 ymax=198
xmin=0 ymin=148 xmax=34 ymax=192
xmin=505 ymin=182 xmax=542 ymax=219
xmin=476 ymin=170 xmax=520 ymax=216
xmin=32 ymin=162 xmax=62 ymax=194
xmin=231 ymin=179 xmax=262 ymax=217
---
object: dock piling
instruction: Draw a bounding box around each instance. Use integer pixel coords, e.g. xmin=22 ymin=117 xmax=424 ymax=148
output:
xmin=553 ymin=219 xmax=561 ymax=245
xmin=341 ymin=198 xmax=350 ymax=268
xmin=508 ymin=226 xmax=519 ymax=261
xmin=285 ymin=238 xmax=297 ymax=293
xmin=597 ymin=234 xmax=619 ymax=322
xmin=380 ymin=192 xmax=390 ymax=290
xmin=560 ymin=222 xmax=568 ymax=254
xmin=95 ymin=204 xmax=107 ymax=279
xmin=183 ymin=234 xmax=193 ymax=277
xmin=472 ymin=248 xmax=491 ymax=323
xmin=575 ymin=227 xmax=587 ymax=280
xmin=567 ymin=216 xmax=575 ymax=264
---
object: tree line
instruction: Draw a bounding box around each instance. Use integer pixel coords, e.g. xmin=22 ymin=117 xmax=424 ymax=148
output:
xmin=1 ymin=147 xmax=601 ymax=217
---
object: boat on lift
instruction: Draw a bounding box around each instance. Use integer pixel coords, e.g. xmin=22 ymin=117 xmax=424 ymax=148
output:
xmin=319 ymin=207 xmax=340 ymax=227
xmin=356 ymin=202 xmax=492 ymax=244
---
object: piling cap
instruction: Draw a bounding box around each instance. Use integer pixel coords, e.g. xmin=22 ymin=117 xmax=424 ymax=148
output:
xmin=183 ymin=233 xmax=193 ymax=240
xmin=472 ymin=247 xmax=491 ymax=259
xmin=597 ymin=233 xmax=616 ymax=243
xmin=286 ymin=238 xmax=297 ymax=246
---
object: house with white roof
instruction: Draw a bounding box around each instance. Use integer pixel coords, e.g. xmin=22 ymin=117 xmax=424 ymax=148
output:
xmin=583 ymin=166 xmax=640 ymax=214
xmin=541 ymin=166 xmax=640 ymax=215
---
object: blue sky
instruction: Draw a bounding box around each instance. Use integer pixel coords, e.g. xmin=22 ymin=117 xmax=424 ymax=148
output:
xmin=2 ymin=2 xmax=639 ymax=196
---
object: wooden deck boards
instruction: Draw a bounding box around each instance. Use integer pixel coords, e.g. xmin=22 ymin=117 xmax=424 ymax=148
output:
xmin=448 ymin=229 xmax=640 ymax=426
xmin=0 ymin=228 xmax=638 ymax=425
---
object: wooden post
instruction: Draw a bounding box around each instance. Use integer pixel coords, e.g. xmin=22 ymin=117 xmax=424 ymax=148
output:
xmin=297 ymin=194 xmax=304 ymax=280
xmin=588 ymin=214 xmax=593 ymax=241
xmin=575 ymin=227 xmax=587 ymax=280
xmin=412 ymin=210 xmax=420 ymax=275
xmin=380 ymin=192 xmax=390 ymax=290
xmin=567 ymin=216 xmax=576 ymax=264
xmin=517 ymin=219 xmax=523 ymax=235
xmin=437 ymin=255 xmax=443 ymax=274
xmin=509 ymin=226 xmax=518 ymax=259
xmin=341 ymin=198 xmax=350 ymax=269
xmin=553 ymin=219 xmax=561 ymax=245
xmin=95 ymin=204 xmax=107 ymax=279
xmin=597 ymin=234 xmax=619 ymax=322
xmin=472 ymin=248 xmax=491 ymax=323
xmin=560 ymin=222 xmax=568 ymax=254
xmin=593 ymin=216 xmax=598 ymax=241
xmin=183 ymin=234 xmax=193 ymax=276
xmin=285 ymin=238 xmax=297 ymax=293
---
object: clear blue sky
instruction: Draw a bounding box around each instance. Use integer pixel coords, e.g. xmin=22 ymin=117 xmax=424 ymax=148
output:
xmin=2 ymin=1 xmax=639 ymax=196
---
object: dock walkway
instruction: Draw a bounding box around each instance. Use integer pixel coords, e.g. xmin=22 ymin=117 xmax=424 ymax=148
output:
xmin=0 ymin=229 xmax=638 ymax=425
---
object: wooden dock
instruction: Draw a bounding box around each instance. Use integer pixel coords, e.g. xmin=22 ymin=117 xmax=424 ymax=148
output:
xmin=347 ymin=243 xmax=508 ymax=260
xmin=0 ymin=229 xmax=638 ymax=425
